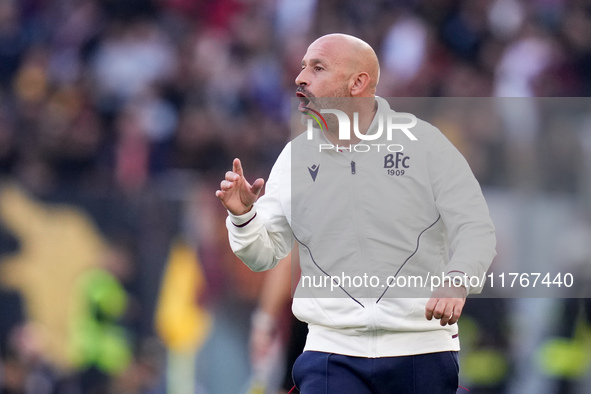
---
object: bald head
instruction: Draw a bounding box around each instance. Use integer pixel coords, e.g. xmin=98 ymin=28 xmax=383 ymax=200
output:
xmin=307 ymin=34 xmax=380 ymax=96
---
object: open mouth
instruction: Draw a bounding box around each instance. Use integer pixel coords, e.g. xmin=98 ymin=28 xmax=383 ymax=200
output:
xmin=296 ymin=92 xmax=310 ymax=111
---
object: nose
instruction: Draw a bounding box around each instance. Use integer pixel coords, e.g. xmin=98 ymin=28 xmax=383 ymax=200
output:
xmin=295 ymin=67 xmax=308 ymax=86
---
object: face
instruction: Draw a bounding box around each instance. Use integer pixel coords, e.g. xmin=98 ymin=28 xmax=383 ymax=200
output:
xmin=295 ymin=39 xmax=352 ymax=113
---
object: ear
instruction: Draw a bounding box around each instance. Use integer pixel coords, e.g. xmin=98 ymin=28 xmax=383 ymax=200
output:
xmin=349 ymin=72 xmax=371 ymax=96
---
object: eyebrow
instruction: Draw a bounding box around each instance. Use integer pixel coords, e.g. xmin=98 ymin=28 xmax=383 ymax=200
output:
xmin=301 ymin=58 xmax=327 ymax=67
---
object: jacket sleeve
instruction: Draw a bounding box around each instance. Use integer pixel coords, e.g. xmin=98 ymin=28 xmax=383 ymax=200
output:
xmin=225 ymin=143 xmax=293 ymax=272
xmin=427 ymin=126 xmax=497 ymax=294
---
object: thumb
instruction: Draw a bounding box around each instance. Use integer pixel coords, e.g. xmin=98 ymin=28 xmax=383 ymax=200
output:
xmin=251 ymin=178 xmax=265 ymax=196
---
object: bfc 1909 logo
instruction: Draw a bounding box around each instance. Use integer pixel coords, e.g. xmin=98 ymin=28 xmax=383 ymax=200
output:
xmin=384 ymin=152 xmax=410 ymax=176
xmin=304 ymin=107 xmax=418 ymax=153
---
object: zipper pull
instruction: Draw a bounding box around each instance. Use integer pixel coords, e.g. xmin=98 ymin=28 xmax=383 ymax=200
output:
xmin=351 ymin=161 xmax=356 ymax=174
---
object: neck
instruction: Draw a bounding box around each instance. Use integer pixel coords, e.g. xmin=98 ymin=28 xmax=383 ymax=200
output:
xmin=324 ymin=97 xmax=377 ymax=146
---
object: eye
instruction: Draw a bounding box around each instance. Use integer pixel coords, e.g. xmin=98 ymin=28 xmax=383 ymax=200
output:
xmin=314 ymin=66 xmax=323 ymax=71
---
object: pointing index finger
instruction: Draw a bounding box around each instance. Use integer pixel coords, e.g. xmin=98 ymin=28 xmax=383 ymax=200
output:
xmin=233 ymin=158 xmax=244 ymax=178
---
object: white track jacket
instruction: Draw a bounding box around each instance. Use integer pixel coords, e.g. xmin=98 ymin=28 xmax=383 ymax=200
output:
xmin=226 ymin=97 xmax=496 ymax=358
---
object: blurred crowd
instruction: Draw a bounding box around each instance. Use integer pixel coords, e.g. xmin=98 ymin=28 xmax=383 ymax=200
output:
xmin=0 ymin=0 xmax=590 ymax=393
xmin=1 ymin=0 xmax=591 ymax=194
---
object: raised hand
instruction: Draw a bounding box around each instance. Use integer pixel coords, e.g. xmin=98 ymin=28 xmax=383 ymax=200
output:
xmin=215 ymin=158 xmax=265 ymax=216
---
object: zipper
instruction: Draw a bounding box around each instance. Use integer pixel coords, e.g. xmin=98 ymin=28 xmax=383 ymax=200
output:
xmin=346 ymin=156 xmax=377 ymax=354
xmin=370 ymin=303 xmax=378 ymax=356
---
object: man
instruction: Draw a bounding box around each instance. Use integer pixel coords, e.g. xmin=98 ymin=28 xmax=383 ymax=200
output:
xmin=216 ymin=34 xmax=496 ymax=393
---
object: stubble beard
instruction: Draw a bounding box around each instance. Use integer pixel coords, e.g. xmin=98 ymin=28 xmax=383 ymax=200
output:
xmin=299 ymin=84 xmax=352 ymax=134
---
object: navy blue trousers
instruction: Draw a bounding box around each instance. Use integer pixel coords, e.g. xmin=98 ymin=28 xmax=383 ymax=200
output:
xmin=292 ymin=351 xmax=459 ymax=394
